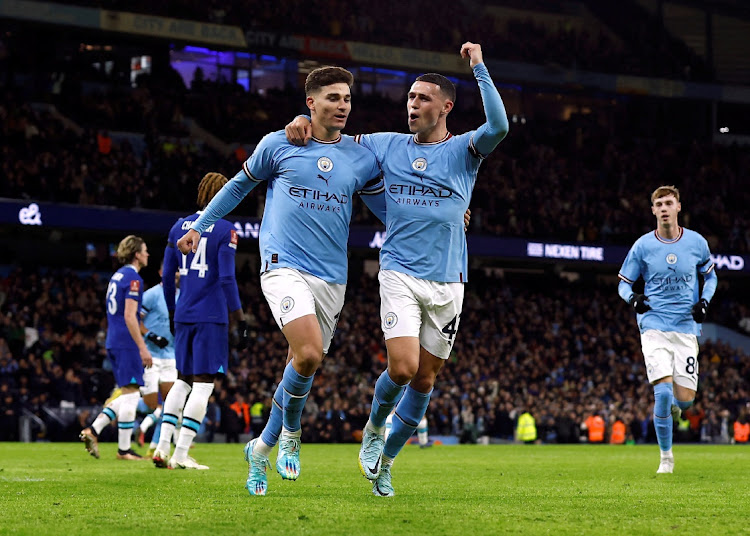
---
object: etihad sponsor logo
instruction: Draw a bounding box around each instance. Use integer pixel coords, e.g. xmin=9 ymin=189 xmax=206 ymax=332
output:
xmin=389 ymin=183 xmax=452 ymax=207
xmin=388 ymin=184 xmax=452 ymax=198
xmin=289 ymin=186 xmax=349 ymax=204
xmin=711 ymin=254 xmax=744 ymax=271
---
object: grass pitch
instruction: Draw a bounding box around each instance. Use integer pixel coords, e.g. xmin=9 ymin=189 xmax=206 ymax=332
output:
xmin=1 ymin=442 xmax=748 ymax=535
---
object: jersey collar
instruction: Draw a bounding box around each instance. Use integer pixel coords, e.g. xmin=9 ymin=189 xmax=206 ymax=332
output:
xmin=654 ymin=226 xmax=683 ymax=244
xmin=413 ymin=132 xmax=452 ymax=145
xmin=312 ymin=135 xmax=342 ymax=144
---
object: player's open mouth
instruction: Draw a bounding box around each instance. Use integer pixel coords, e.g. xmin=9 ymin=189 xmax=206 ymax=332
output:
xmin=334 ymin=114 xmax=347 ymax=120
xmin=409 ymin=114 xmax=419 ymax=121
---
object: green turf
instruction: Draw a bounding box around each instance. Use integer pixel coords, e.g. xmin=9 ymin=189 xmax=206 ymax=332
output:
xmin=1 ymin=443 xmax=749 ymax=535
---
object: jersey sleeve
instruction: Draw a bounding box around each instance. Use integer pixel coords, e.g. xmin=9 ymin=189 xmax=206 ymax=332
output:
xmin=141 ymin=287 xmax=155 ymax=316
xmin=162 ymin=222 xmax=180 ymax=312
xmin=354 ymin=133 xmax=388 ymax=166
xmin=469 ymin=63 xmax=509 ymax=159
xmin=697 ymin=235 xmax=718 ymax=302
xmin=244 ymin=131 xmax=282 ymax=182
xmin=618 ymin=240 xmax=642 ymax=285
xmin=126 ymin=274 xmax=142 ymax=302
xmin=697 ymin=236 xmax=715 ymax=275
xmin=218 ymin=224 xmax=242 ymax=313
xmin=191 ymin=133 xmax=282 ymax=234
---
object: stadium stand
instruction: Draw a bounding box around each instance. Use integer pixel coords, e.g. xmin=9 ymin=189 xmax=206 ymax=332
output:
xmin=2 ymin=0 xmax=749 ymax=447
xmin=1 ymin=267 xmax=748 ymax=444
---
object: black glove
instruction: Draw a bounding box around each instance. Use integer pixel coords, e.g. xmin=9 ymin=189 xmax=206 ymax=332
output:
xmin=146 ymin=332 xmax=169 ymax=349
xmin=629 ymin=293 xmax=651 ymax=314
xmin=169 ymin=311 xmax=175 ymax=336
xmin=692 ymin=298 xmax=709 ymax=323
xmin=237 ymin=320 xmax=250 ymax=349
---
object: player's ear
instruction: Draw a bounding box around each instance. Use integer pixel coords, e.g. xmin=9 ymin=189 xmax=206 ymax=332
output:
xmin=441 ymin=99 xmax=454 ymax=116
xmin=306 ymin=95 xmax=315 ymax=113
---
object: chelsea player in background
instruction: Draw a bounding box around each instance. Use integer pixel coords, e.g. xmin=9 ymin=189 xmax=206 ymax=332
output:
xmin=289 ymin=41 xmax=508 ymax=496
xmin=152 ymin=172 xmax=250 ymax=470
xmin=177 ymin=66 xmax=386 ymax=496
xmin=618 ymin=185 xmax=717 ymax=474
xmin=80 ymin=235 xmax=153 ymax=460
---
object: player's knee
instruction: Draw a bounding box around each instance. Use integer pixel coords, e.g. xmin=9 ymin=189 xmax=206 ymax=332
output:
xmin=293 ymin=347 xmax=323 ymax=372
xmin=410 ymin=374 xmax=436 ymax=393
xmin=388 ymin=362 xmax=418 ymax=385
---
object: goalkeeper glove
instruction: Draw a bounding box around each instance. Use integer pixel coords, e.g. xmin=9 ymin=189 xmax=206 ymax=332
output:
xmin=629 ymin=293 xmax=651 ymax=314
xmin=237 ymin=320 xmax=250 ymax=349
xmin=146 ymin=332 xmax=169 ymax=349
xmin=692 ymin=298 xmax=709 ymax=323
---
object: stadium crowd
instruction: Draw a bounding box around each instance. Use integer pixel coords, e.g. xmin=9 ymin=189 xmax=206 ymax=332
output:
xmin=57 ymin=0 xmax=709 ymax=80
xmin=2 ymin=87 xmax=749 ymax=253
xmin=1 ymin=266 xmax=748 ymax=445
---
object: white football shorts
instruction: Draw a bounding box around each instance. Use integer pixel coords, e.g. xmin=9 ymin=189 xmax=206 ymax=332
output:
xmin=141 ymin=358 xmax=178 ymax=395
xmin=640 ymin=329 xmax=699 ymax=390
xmin=261 ymin=267 xmax=345 ymax=354
xmin=378 ymin=269 xmax=464 ymax=360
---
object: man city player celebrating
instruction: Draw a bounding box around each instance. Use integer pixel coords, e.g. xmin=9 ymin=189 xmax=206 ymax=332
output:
xmin=177 ymin=67 xmax=386 ymax=496
xmin=287 ymin=41 xmax=509 ymax=496
xmin=618 ymin=185 xmax=717 ymax=473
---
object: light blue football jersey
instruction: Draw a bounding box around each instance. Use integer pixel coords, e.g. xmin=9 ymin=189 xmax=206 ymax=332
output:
xmin=356 ymin=131 xmax=482 ymax=283
xmin=619 ymin=227 xmax=715 ymax=335
xmin=194 ymin=131 xmax=383 ymax=284
xmin=141 ymin=284 xmax=178 ymax=359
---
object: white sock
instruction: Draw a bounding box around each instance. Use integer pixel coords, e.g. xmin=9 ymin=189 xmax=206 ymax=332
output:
xmin=116 ymin=392 xmax=140 ymax=451
xmin=173 ymin=382 xmax=213 ymax=462
xmin=281 ymin=427 xmax=302 ymax=440
xmin=366 ymin=420 xmax=385 ymax=435
xmin=140 ymin=406 xmax=162 ymax=433
xmin=157 ymin=380 xmax=191 ymax=454
xmin=92 ymin=396 xmax=123 ymax=434
xmin=661 ymin=448 xmax=673 ymax=459
xmin=254 ymin=438 xmax=274 ymax=457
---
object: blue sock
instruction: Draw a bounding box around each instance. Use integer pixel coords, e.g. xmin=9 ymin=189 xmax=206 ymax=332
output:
xmin=673 ymin=397 xmax=693 ymax=412
xmin=261 ymin=383 xmax=284 ymax=447
xmin=152 ymin=415 xmax=162 ymax=445
xmin=383 ymin=386 xmax=431 ymax=459
xmin=653 ymin=382 xmax=674 ymax=452
xmin=370 ymin=370 xmax=407 ymax=428
xmin=281 ymin=361 xmax=314 ymax=433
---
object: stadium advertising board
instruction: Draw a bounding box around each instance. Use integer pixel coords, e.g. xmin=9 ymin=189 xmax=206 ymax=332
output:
xmin=5 ymin=200 xmax=748 ymax=272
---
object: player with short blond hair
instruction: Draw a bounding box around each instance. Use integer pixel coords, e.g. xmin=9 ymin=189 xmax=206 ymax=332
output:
xmin=618 ymin=185 xmax=717 ymax=473
xmin=80 ymin=235 xmax=152 ymax=460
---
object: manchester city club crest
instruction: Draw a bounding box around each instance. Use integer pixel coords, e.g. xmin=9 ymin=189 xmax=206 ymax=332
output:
xmin=383 ymin=312 xmax=398 ymax=329
xmin=666 ymin=253 xmax=677 ymax=264
xmin=280 ymin=296 xmax=295 ymax=313
xmin=411 ymin=157 xmax=427 ymax=172
xmin=317 ymin=157 xmax=334 ymax=173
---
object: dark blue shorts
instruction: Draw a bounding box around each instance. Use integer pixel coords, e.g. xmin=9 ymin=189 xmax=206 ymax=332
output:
xmin=107 ymin=348 xmax=144 ymax=387
xmin=174 ymin=322 xmax=228 ymax=376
